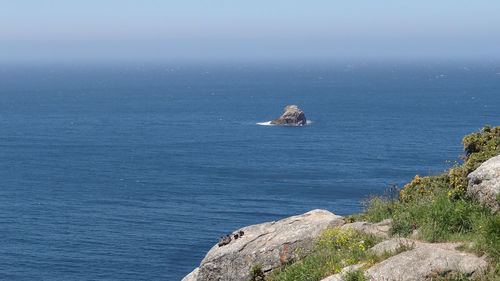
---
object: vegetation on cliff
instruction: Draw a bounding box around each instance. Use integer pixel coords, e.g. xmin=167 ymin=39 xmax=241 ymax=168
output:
xmin=268 ymin=228 xmax=378 ymax=281
xmin=357 ymin=125 xmax=500 ymax=279
xmin=263 ymin=126 xmax=500 ymax=281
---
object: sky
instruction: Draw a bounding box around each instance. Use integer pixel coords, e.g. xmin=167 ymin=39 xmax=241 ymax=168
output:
xmin=1 ymin=0 xmax=500 ymax=62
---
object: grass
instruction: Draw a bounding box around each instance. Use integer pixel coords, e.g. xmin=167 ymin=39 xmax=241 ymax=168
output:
xmin=357 ymin=125 xmax=500 ymax=279
xmin=246 ymin=264 xmax=265 ymax=281
xmin=264 ymin=126 xmax=500 ymax=281
xmin=359 ymin=180 xmax=500 ymax=266
xmin=268 ymin=227 xmax=378 ymax=281
xmin=374 ymin=241 xmax=415 ymax=262
xmin=429 ymin=271 xmax=475 ymax=281
xmin=343 ymin=268 xmax=369 ymax=281
xmin=267 ymin=227 xmax=420 ymax=281
xmin=389 ymin=189 xmax=491 ymax=242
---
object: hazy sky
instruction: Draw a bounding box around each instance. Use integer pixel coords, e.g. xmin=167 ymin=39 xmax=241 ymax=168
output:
xmin=2 ymin=0 xmax=500 ymax=62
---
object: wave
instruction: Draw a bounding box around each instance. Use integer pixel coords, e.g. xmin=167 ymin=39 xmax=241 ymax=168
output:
xmin=256 ymin=120 xmax=313 ymax=126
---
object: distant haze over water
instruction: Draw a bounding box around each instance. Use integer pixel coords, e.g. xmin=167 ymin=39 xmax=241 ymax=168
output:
xmin=2 ymin=1 xmax=500 ymax=61
xmin=0 ymin=61 xmax=499 ymax=280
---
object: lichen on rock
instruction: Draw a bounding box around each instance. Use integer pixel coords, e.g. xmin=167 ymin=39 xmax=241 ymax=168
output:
xmin=183 ymin=209 xmax=343 ymax=281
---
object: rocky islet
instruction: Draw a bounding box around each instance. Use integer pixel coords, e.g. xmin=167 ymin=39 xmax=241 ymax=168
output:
xmin=269 ymin=105 xmax=307 ymax=126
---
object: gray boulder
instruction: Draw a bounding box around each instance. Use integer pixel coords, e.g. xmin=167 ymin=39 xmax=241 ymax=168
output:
xmin=183 ymin=209 xmax=344 ymax=281
xmin=341 ymin=219 xmax=392 ymax=238
xmin=319 ymin=237 xmax=486 ymax=281
xmin=467 ymin=154 xmax=500 ymax=212
xmin=368 ymin=237 xmax=417 ymax=256
xmin=365 ymin=242 xmax=487 ymax=280
xmin=270 ymin=105 xmax=307 ymax=126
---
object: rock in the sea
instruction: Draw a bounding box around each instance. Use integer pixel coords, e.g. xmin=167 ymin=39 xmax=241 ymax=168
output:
xmin=467 ymin=154 xmax=500 ymax=212
xmin=365 ymin=242 xmax=487 ymax=280
xmin=270 ymin=105 xmax=307 ymax=126
xmin=182 ymin=209 xmax=344 ymax=281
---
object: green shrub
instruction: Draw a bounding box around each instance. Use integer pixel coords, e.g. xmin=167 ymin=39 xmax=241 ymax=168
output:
xmin=388 ymin=189 xmax=491 ymax=242
xmin=382 ymin=126 xmax=500 ymax=242
xmin=399 ymin=174 xmax=450 ymax=203
xmin=417 ymin=194 xmax=486 ymax=242
xmin=358 ymin=184 xmax=401 ymax=223
xmin=269 ymin=227 xmax=378 ymax=281
xmin=246 ymin=264 xmax=265 ymax=281
xmin=343 ymin=268 xmax=369 ymax=281
xmin=390 ymin=210 xmax=414 ymax=237
xmin=359 ymin=196 xmax=398 ymax=223
xmin=462 ymin=125 xmax=500 ymax=174
xmin=271 ymin=126 xmax=500 ymax=279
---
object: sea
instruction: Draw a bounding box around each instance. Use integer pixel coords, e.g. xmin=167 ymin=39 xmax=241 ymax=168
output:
xmin=0 ymin=60 xmax=499 ymax=280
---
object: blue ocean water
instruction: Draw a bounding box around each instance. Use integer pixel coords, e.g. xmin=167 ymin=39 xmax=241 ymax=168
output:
xmin=0 ymin=61 xmax=499 ymax=280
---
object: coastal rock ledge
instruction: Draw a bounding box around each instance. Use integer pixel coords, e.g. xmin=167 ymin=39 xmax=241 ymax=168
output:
xmin=270 ymin=105 xmax=307 ymax=126
xmin=183 ymin=209 xmax=489 ymax=281
xmin=182 ymin=209 xmax=344 ymax=281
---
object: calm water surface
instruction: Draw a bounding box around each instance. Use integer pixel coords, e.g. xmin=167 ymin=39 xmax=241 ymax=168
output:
xmin=0 ymin=61 xmax=499 ymax=280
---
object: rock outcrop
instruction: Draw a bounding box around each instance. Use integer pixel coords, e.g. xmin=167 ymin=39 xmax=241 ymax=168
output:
xmin=341 ymin=219 xmax=392 ymax=238
xmin=182 ymin=268 xmax=198 ymax=281
xmin=319 ymin=238 xmax=487 ymax=281
xmin=367 ymin=237 xmax=417 ymax=256
xmin=365 ymin=241 xmax=487 ymax=280
xmin=182 ymin=209 xmax=344 ymax=281
xmin=467 ymin=154 xmax=500 ymax=212
xmin=270 ymin=105 xmax=307 ymax=126
xmin=184 ymin=212 xmax=490 ymax=281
